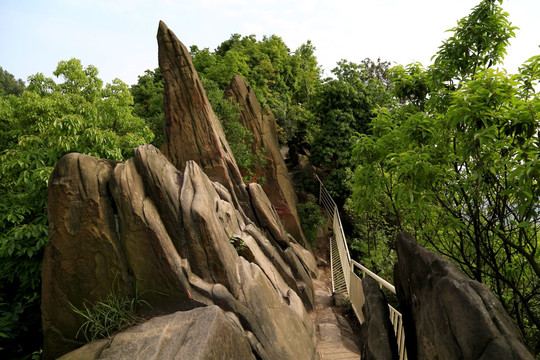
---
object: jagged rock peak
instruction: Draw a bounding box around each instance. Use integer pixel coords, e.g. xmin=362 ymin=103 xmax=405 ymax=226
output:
xmin=157 ymin=21 xmax=255 ymax=222
xmin=225 ymin=74 xmax=309 ymax=247
xmin=157 ymin=20 xmax=229 ymax=173
xmin=225 ymin=75 xmax=263 ymax=128
xmin=156 ymin=21 xmax=237 ymax=184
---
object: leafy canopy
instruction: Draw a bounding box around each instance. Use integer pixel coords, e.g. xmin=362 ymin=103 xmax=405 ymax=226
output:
xmin=351 ymin=0 xmax=540 ymax=352
xmin=0 ymin=67 xmax=25 ymax=96
xmin=308 ymin=59 xmax=393 ymax=204
xmin=191 ymin=34 xmax=321 ymax=144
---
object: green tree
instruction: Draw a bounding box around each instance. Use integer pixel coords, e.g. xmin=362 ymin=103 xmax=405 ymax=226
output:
xmin=131 ymin=68 xmax=165 ymax=147
xmin=0 ymin=67 xmax=25 ymax=96
xmin=0 ymin=58 xmax=153 ymax=358
xmin=309 ymin=59 xmax=392 ymax=204
xmin=191 ymin=34 xmax=321 ymax=144
xmin=352 ymin=0 xmax=539 ymax=352
xmin=388 ymin=62 xmax=431 ymax=110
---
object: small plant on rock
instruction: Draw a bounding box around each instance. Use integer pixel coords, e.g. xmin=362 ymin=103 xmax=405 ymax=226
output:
xmin=229 ymin=235 xmax=247 ymax=252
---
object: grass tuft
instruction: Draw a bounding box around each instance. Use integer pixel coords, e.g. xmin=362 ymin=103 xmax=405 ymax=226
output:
xmin=69 ymin=280 xmax=152 ymax=342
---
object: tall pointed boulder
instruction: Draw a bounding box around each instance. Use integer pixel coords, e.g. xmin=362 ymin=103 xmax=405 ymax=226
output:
xmin=225 ymin=75 xmax=308 ymax=247
xmin=394 ymin=231 xmax=534 ymax=359
xmin=157 ymin=21 xmax=252 ymax=219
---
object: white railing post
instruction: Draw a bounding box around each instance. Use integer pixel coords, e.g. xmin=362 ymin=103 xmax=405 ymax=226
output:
xmin=329 ymin=238 xmax=335 ymax=293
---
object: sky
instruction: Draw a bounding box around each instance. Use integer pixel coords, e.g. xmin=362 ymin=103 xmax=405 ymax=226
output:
xmin=1 ymin=0 xmax=539 ymax=86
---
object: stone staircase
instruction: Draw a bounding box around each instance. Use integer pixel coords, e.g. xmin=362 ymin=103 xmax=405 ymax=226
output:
xmin=283 ymin=148 xmax=361 ymax=359
xmin=310 ymin=265 xmax=361 ymax=360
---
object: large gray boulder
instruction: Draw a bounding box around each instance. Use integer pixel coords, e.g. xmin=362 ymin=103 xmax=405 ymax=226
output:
xmin=41 ymin=154 xmax=132 ymax=358
xmin=58 ymin=306 xmax=255 ymax=360
xmin=394 ymin=231 xmax=533 ymax=359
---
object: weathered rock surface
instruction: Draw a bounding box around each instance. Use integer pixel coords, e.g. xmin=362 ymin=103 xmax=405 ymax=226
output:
xmin=225 ymin=75 xmax=308 ymax=246
xmin=58 ymin=306 xmax=255 ymax=360
xmin=43 ymin=148 xmax=317 ymax=360
xmin=359 ymin=277 xmax=398 ymax=360
xmin=157 ymin=21 xmax=253 ymax=221
xmin=42 ymin=154 xmax=132 ymax=359
xmin=394 ymin=231 xmax=534 ymax=359
xmin=42 ymin=21 xmax=318 ymax=360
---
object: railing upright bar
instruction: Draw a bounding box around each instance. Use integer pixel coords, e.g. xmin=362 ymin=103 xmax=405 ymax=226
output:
xmin=329 ymin=237 xmax=335 ymax=293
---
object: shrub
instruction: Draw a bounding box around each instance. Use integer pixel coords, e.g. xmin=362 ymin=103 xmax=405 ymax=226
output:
xmin=297 ymin=194 xmax=325 ymax=243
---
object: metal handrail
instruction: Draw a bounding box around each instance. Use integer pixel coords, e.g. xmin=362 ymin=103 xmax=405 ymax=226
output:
xmin=315 ymin=174 xmax=336 ymax=217
xmin=316 ymin=175 xmax=407 ymax=360
xmin=352 ymin=260 xmax=396 ymax=294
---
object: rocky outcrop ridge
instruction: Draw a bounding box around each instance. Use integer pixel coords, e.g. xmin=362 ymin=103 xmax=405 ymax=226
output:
xmin=394 ymin=231 xmax=533 ymax=359
xmin=41 ymin=21 xmax=318 ymax=360
xmin=225 ymin=75 xmax=308 ymax=247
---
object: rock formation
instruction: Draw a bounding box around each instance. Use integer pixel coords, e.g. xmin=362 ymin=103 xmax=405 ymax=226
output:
xmin=225 ymin=75 xmax=308 ymax=247
xmin=394 ymin=231 xmax=534 ymax=359
xmin=359 ymin=277 xmax=399 ymax=360
xmin=57 ymin=306 xmax=255 ymax=360
xmin=158 ymin=21 xmax=254 ymax=222
xmin=41 ymin=21 xmax=318 ymax=360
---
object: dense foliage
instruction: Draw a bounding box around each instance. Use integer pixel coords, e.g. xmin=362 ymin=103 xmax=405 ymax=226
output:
xmin=0 ymin=67 xmax=25 ymax=96
xmin=308 ymin=59 xmax=393 ymax=204
xmin=130 ymin=68 xmax=164 ymax=147
xmin=190 ymin=34 xmax=321 ymax=144
xmin=351 ymin=0 xmax=539 ymax=352
xmin=297 ymin=194 xmax=325 ymax=243
xmin=0 ymin=60 xmax=153 ymax=358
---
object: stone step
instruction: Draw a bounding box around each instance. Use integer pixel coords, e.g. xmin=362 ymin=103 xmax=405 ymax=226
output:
xmin=317 ymin=341 xmax=361 ymax=359
xmin=311 ymin=265 xmax=361 ymax=360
